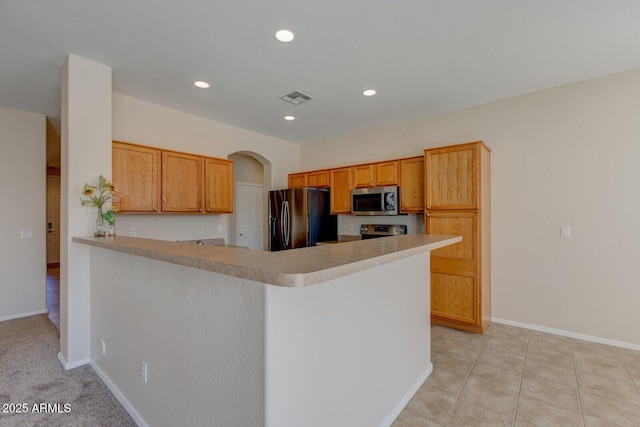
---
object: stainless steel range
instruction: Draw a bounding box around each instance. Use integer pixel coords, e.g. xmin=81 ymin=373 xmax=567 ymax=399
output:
xmin=360 ymin=224 xmax=407 ymax=239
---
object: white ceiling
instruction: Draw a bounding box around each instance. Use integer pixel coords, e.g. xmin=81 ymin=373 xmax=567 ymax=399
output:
xmin=2 ymin=0 xmax=640 ymax=144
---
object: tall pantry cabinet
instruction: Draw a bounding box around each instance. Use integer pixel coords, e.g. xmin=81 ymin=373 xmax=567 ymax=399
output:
xmin=424 ymin=141 xmax=491 ymax=334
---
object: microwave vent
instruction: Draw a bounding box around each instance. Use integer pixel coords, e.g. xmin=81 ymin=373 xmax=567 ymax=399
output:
xmin=279 ymin=90 xmax=313 ymax=105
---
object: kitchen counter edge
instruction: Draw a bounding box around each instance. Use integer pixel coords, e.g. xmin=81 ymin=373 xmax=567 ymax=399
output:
xmin=72 ymin=234 xmax=461 ymax=287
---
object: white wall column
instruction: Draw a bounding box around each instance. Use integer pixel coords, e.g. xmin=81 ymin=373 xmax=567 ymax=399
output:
xmin=60 ymin=54 xmax=112 ymax=368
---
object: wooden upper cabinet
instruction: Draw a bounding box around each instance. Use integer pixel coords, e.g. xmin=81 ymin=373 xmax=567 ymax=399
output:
xmin=375 ymin=161 xmax=398 ymax=186
xmin=205 ymin=158 xmax=233 ymax=213
xmin=352 ymin=164 xmax=375 ymax=188
xmin=112 ymin=141 xmax=161 ymax=212
xmin=425 ymin=143 xmax=479 ymax=210
xmin=161 ymin=150 xmax=204 ymax=212
xmin=330 ymin=167 xmax=352 ymax=214
xmin=288 ymin=173 xmax=307 ymax=188
xmin=307 ymin=170 xmax=330 ymax=188
xmin=399 ymin=156 xmax=424 ymax=213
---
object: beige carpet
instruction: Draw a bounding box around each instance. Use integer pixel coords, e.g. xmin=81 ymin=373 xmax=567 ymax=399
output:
xmin=0 ymin=314 xmax=136 ymax=426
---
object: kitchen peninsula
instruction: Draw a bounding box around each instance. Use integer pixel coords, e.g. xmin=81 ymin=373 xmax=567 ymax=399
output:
xmin=74 ymin=234 xmax=460 ymax=427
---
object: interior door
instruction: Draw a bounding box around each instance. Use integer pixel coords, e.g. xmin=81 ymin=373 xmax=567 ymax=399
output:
xmin=46 ymin=175 xmax=61 ymax=265
xmin=237 ymin=183 xmax=264 ymax=250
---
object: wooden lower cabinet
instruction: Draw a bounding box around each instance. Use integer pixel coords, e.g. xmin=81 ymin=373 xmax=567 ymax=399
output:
xmin=427 ymin=211 xmax=489 ymax=333
xmin=431 ymin=272 xmax=476 ymax=324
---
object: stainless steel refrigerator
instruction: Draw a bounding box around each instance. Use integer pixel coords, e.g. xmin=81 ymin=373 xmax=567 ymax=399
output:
xmin=268 ymin=187 xmax=337 ymax=251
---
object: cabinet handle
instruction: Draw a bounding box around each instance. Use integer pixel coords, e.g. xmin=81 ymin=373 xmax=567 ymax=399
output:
xmin=426 ymin=213 xmax=430 ymax=217
xmin=198 ymin=208 xmax=202 ymax=212
xmin=426 ymin=206 xmax=430 ymax=210
xmin=207 ymin=208 xmax=210 ymax=212
xmin=153 ymin=207 xmax=157 ymax=211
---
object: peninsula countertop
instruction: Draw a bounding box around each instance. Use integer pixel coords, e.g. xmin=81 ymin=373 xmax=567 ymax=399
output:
xmin=72 ymin=234 xmax=461 ymax=287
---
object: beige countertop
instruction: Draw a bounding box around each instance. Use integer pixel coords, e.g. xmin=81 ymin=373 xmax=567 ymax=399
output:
xmin=72 ymin=234 xmax=461 ymax=287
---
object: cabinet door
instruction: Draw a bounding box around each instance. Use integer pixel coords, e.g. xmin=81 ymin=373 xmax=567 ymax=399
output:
xmin=431 ymin=272 xmax=477 ymax=324
xmin=288 ymin=173 xmax=307 ymax=188
xmin=112 ymin=142 xmax=160 ymax=212
xmin=330 ymin=167 xmax=352 ymax=214
xmin=352 ymin=164 xmax=374 ymax=188
xmin=399 ymin=157 xmax=424 ymax=213
xmin=205 ymin=158 xmax=233 ymax=213
xmin=425 ymin=144 xmax=478 ymax=210
xmin=162 ymin=151 xmax=203 ymax=212
xmin=426 ymin=211 xmax=479 ymax=325
xmin=307 ymin=170 xmax=330 ymax=188
xmin=375 ymin=161 xmax=398 ymax=186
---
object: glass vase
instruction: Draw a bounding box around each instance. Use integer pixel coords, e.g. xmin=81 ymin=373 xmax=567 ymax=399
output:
xmin=107 ymin=222 xmax=116 ymax=236
xmin=95 ymin=207 xmax=106 ymax=237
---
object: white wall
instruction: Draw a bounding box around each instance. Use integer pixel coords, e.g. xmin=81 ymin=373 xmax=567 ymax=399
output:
xmin=301 ymin=68 xmax=640 ymax=346
xmin=265 ymin=253 xmax=431 ymax=427
xmin=60 ymin=54 xmax=113 ymax=367
xmin=111 ymin=94 xmax=299 ymax=242
xmin=90 ymin=247 xmax=265 ymax=427
xmin=0 ymin=106 xmax=46 ymax=320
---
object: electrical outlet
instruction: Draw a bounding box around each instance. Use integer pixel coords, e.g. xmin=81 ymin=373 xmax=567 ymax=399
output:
xmin=20 ymin=230 xmax=33 ymax=239
xmin=421 ymin=224 xmax=425 ymax=233
xmin=348 ymin=224 xmax=354 ymax=231
xmin=197 ymin=225 xmax=204 ymax=235
xmin=129 ymin=227 xmax=137 ymax=237
xmin=141 ymin=361 xmax=148 ymax=384
xmin=561 ymin=226 xmax=570 ymax=238
xmin=217 ymin=225 xmax=223 ymax=234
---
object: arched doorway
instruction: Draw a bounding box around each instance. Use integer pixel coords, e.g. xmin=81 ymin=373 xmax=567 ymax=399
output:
xmin=228 ymin=151 xmax=272 ymax=250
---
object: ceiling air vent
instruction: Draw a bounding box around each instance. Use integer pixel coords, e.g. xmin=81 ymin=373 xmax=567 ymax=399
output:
xmin=279 ymin=90 xmax=313 ymax=105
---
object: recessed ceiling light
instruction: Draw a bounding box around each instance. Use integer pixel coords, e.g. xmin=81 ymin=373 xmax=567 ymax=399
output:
xmin=284 ymin=115 xmax=295 ymax=121
xmin=194 ymin=81 xmax=210 ymax=89
xmin=275 ymin=29 xmax=295 ymax=43
xmin=362 ymin=89 xmax=377 ymax=97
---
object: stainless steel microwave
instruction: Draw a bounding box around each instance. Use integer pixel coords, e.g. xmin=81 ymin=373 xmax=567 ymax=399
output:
xmin=351 ymin=186 xmax=399 ymax=215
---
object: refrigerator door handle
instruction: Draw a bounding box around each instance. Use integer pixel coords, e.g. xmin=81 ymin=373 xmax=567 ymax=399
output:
xmin=282 ymin=201 xmax=290 ymax=247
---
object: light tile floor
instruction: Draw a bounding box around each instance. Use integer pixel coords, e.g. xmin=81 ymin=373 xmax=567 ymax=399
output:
xmin=393 ymin=323 xmax=640 ymax=427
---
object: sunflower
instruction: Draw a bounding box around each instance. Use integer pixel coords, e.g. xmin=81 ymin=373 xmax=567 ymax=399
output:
xmin=79 ymin=175 xmax=119 ymax=210
xmin=106 ymin=182 xmax=117 ymax=193
xmin=82 ymin=184 xmax=96 ymax=197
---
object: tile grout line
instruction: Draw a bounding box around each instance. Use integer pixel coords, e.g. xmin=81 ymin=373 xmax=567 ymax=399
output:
xmin=617 ymin=346 xmax=640 ymax=397
xmin=512 ymin=332 xmax=529 ymax=427
xmin=569 ymin=339 xmax=587 ymax=427
xmin=441 ymin=328 xmax=491 ymax=426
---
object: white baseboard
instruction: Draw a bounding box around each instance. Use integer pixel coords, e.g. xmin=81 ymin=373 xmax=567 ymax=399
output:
xmin=57 ymin=352 xmax=90 ymax=370
xmin=492 ymin=317 xmax=640 ymax=352
xmin=90 ymin=360 xmax=149 ymax=427
xmin=380 ymin=362 xmax=433 ymax=427
xmin=0 ymin=309 xmax=48 ymax=322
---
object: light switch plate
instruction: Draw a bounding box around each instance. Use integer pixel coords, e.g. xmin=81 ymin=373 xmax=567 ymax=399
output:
xmin=20 ymin=230 xmax=33 ymax=239
xmin=561 ymin=226 xmax=570 ymax=238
